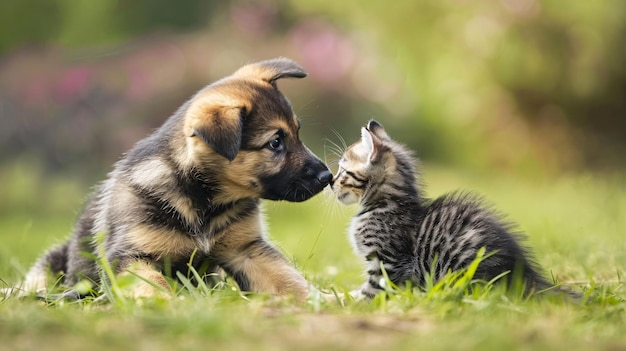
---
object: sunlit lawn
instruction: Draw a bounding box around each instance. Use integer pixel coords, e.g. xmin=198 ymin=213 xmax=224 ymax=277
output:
xmin=1 ymin=163 xmax=625 ymax=351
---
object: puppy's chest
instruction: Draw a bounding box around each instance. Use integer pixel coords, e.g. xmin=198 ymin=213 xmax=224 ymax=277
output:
xmin=143 ymin=192 xmax=258 ymax=237
xmin=124 ymin=198 xmax=259 ymax=259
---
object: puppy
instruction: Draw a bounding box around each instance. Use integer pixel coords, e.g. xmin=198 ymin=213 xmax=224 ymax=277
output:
xmin=14 ymin=57 xmax=332 ymax=300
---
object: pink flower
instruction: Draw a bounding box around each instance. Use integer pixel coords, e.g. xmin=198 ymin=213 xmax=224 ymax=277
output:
xmin=55 ymin=66 xmax=93 ymax=102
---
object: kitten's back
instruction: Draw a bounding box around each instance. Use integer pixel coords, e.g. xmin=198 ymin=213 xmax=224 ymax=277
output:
xmin=420 ymin=192 xmax=550 ymax=291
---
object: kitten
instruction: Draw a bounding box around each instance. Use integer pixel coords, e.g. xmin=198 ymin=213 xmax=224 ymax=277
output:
xmin=331 ymin=119 xmax=577 ymax=299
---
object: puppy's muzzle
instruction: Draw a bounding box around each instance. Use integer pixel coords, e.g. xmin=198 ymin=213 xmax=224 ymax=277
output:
xmin=313 ymin=167 xmax=333 ymax=187
xmin=291 ymin=159 xmax=332 ymax=202
xmin=260 ymin=154 xmax=332 ymax=203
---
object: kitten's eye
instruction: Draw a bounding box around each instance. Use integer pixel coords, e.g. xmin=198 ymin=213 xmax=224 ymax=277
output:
xmin=267 ymin=136 xmax=283 ymax=151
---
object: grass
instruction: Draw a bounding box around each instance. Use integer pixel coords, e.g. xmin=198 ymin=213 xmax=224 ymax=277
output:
xmin=1 ymin=163 xmax=625 ymax=351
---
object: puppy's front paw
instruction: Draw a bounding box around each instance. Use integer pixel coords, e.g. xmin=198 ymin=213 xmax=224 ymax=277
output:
xmin=306 ymin=285 xmax=342 ymax=305
xmin=325 ymin=289 xmax=368 ymax=304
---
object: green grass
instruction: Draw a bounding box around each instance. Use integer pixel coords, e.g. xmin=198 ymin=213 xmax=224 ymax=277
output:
xmin=1 ymin=165 xmax=625 ymax=351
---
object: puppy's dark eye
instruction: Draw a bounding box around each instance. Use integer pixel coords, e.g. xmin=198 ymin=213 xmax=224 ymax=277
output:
xmin=267 ymin=136 xmax=283 ymax=151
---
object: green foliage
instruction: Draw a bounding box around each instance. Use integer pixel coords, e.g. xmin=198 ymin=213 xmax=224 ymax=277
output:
xmin=289 ymin=0 xmax=626 ymax=169
xmin=0 ymin=0 xmax=221 ymax=53
xmin=2 ymin=1 xmax=625 ymax=175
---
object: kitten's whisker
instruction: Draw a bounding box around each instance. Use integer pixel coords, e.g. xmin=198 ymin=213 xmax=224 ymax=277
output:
xmin=330 ymin=128 xmax=348 ymax=150
xmin=323 ymin=137 xmax=345 ymax=154
xmin=322 ymin=139 xmax=344 ymax=175
xmin=320 ymin=187 xmax=346 ymax=222
xmin=322 ymin=139 xmax=345 ymax=159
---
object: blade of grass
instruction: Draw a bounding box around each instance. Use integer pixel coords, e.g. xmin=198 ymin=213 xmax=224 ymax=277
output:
xmin=94 ymin=231 xmax=128 ymax=308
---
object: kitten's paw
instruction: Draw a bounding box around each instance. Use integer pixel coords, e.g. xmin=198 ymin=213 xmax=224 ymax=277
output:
xmin=349 ymin=289 xmax=369 ymax=301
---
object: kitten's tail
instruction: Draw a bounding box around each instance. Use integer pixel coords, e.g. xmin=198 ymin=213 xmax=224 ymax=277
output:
xmin=524 ymin=266 xmax=584 ymax=303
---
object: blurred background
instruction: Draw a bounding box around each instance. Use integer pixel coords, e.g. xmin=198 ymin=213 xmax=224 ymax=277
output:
xmin=1 ymin=1 xmax=625 ymax=281
xmin=3 ymin=0 xmax=626 ymax=176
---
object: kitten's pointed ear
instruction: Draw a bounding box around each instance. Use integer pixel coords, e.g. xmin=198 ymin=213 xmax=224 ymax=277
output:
xmin=367 ymin=119 xmax=390 ymax=141
xmin=361 ymin=127 xmax=382 ymax=163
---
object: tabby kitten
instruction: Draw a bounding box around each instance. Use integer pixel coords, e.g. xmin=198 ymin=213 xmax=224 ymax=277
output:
xmin=332 ymin=120 xmax=572 ymax=299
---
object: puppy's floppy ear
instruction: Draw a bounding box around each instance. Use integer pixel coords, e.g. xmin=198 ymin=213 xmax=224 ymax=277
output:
xmin=185 ymin=94 xmax=250 ymax=162
xmin=233 ymin=57 xmax=307 ymax=86
xmin=366 ymin=119 xmax=390 ymax=141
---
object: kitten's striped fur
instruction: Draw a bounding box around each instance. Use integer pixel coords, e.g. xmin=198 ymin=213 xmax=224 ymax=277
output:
xmin=332 ymin=120 xmax=576 ymax=299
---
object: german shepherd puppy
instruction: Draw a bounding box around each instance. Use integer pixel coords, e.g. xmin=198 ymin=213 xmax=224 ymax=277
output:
xmin=15 ymin=58 xmax=332 ymax=300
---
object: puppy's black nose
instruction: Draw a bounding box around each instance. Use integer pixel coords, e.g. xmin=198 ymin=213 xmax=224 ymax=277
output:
xmin=316 ymin=170 xmax=333 ymax=186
